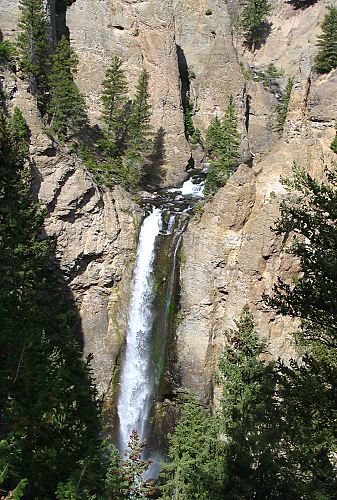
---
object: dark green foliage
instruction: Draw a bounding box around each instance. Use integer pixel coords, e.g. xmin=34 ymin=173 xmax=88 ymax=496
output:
xmin=216 ymin=308 xmax=290 ymax=499
xmin=268 ymin=165 xmax=337 ymax=348
xmin=0 ymin=467 xmax=27 ymax=499
xmin=0 ymin=113 xmax=102 ymax=498
xmin=183 ymin=101 xmax=195 ymax=139
xmin=100 ymin=55 xmax=128 ymax=155
xmin=331 ymin=133 xmax=337 ymax=154
xmin=315 ymin=5 xmax=337 ymax=74
xmin=204 ymin=95 xmax=241 ymax=196
xmin=254 ymin=62 xmax=284 ymax=88
xmin=48 ymin=36 xmax=87 ymax=140
xmin=10 ymin=107 xmax=30 ymax=159
xmin=274 ymin=77 xmax=293 ymax=133
xmin=0 ymin=40 xmax=16 ymax=64
xmin=265 ymin=164 xmax=337 ymax=497
xmin=86 ymin=65 xmax=153 ymax=191
xmin=17 ymin=0 xmax=50 ymax=109
xmin=237 ymin=0 xmax=272 ymax=51
xmin=160 ymin=394 xmax=224 ymax=500
xmin=126 ymin=69 xmax=152 ymax=162
xmin=183 ymin=100 xmax=201 ymax=144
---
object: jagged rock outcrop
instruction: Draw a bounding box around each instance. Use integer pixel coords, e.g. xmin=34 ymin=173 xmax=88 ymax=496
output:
xmin=176 ymin=0 xmax=337 ymax=400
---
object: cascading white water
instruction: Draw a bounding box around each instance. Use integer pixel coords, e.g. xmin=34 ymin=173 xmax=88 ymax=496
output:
xmin=117 ymin=207 xmax=163 ymax=452
xmin=168 ymin=177 xmax=205 ymax=198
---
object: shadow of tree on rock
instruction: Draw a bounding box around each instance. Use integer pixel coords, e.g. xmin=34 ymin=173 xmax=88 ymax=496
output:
xmin=143 ymin=126 xmax=166 ymax=189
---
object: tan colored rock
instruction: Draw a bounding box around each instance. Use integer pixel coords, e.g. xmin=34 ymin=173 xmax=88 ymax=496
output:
xmin=66 ymin=0 xmax=190 ymax=186
xmin=177 ymin=54 xmax=335 ymax=400
xmin=3 ymin=70 xmax=139 ymax=397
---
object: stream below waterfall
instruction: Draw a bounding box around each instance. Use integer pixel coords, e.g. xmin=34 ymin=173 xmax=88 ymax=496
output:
xmin=116 ymin=172 xmax=205 ymax=476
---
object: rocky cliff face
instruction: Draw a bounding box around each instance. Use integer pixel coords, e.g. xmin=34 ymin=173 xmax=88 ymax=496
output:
xmin=1 ymin=0 xmax=336 ymax=405
xmin=176 ymin=0 xmax=337 ymax=401
xmin=1 ymin=63 xmax=140 ymax=397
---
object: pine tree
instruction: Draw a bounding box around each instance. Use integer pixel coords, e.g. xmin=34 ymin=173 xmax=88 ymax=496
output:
xmin=48 ymin=36 xmax=87 ymax=140
xmin=10 ymin=106 xmax=30 ymax=159
xmin=205 ymin=95 xmax=241 ymax=196
xmin=126 ymin=69 xmax=152 ymax=162
xmin=315 ymin=5 xmax=337 ymax=74
xmin=100 ymin=55 xmax=128 ymax=156
xmin=268 ymin=165 xmax=337 ymax=348
xmin=274 ymin=78 xmax=294 ymax=133
xmin=205 ymin=115 xmax=222 ymax=156
xmin=265 ymin=165 xmax=337 ymax=497
xmin=237 ymin=0 xmax=272 ymax=51
xmin=17 ymin=0 xmax=51 ymax=109
xmin=160 ymin=395 xmax=224 ymax=500
xmin=0 ymin=113 xmax=101 ymax=498
xmin=217 ymin=307 xmax=284 ymax=498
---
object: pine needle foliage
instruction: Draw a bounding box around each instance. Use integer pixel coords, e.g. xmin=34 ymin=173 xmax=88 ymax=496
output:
xmin=126 ymin=69 xmax=152 ymax=162
xmin=17 ymin=0 xmax=50 ymax=109
xmin=48 ymin=36 xmax=87 ymax=140
xmin=160 ymin=394 xmax=224 ymax=500
xmin=10 ymin=106 xmax=30 ymax=159
xmin=204 ymin=95 xmax=241 ymax=196
xmin=100 ymin=55 xmax=128 ymax=155
xmin=0 ymin=113 xmax=101 ymax=498
xmin=274 ymin=77 xmax=294 ymax=133
xmin=315 ymin=5 xmax=337 ymax=74
xmin=237 ymin=0 xmax=272 ymax=51
xmin=268 ymin=164 xmax=337 ymax=348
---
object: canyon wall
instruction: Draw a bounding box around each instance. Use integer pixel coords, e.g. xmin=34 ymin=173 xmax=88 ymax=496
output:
xmin=1 ymin=0 xmax=336 ymax=405
xmin=176 ymin=0 xmax=337 ymax=401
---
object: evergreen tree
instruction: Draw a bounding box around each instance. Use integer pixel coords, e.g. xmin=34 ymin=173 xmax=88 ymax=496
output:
xmin=315 ymin=5 xmax=337 ymax=74
xmin=10 ymin=106 xmax=30 ymax=159
xmin=49 ymin=36 xmax=87 ymax=140
xmin=160 ymin=395 xmax=224 ymax=500
xmin=0 ymin=113 xmax=101 ymax=498
xmin=17 ymin=0 xmax=50 ymax=109
xmin=216 ymin=307 xmax=289 ymax=499
xmin=126 ymin=69 xmax=152 ymax=161
xmin=100 ymin=55 xmax=128 ymax=156
xmin=205 ymin=115 xmax=222 ymax=156
xmin=237 ymin=0 xmax=272 ymax=51
xmin=205 ymin=95 xmax=241 ymax=196
xmin=274 ymin=77 xmax=294 ymax=133
xmin=268 ymin=165 xmax=337 ymax=348
xmin=266 ymin=164 xmax=337 ymax=497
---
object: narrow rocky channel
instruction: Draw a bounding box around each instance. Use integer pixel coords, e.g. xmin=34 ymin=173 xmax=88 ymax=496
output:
xmin=116 ymin=174 xmax=205 ymax=474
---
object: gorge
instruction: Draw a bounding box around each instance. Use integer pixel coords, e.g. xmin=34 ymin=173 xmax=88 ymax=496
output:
xmin=0 ymin=0 xmax=336 ymax=497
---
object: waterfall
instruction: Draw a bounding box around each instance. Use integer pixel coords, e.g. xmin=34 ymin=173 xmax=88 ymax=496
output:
xmin=116 ymin=173 xmax=205 ymax=464
xmin=117 ymin=207 xmax=163 ymax=451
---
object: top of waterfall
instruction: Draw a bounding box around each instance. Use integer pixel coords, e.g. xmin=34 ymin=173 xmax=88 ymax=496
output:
xmin=167 ymin=176 xmax=205 ymax=198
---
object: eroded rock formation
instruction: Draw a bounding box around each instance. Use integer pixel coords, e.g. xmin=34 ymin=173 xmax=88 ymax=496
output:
xmin=1 ymin=0 xmax=336 ymax=406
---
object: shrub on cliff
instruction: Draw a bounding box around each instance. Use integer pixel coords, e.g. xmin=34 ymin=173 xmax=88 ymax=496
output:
xmin=204 ymin=95 xmax=241 ymax=196
xmin=315 ymin=5 xmax=337 ymax=74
